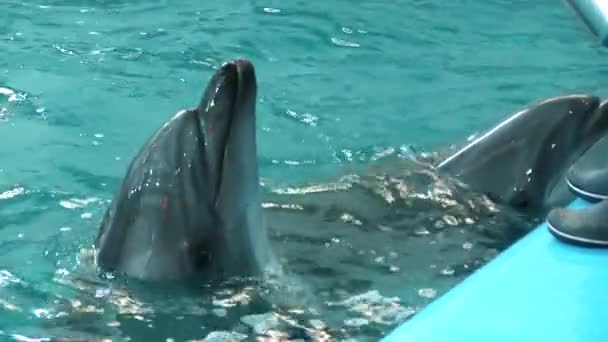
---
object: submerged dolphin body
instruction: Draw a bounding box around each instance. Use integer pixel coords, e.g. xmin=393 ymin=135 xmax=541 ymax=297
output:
xmin=437 ymin=95 xmax=608 ymax=213
xmin=94 ymin=59 xmax=276 ymax=281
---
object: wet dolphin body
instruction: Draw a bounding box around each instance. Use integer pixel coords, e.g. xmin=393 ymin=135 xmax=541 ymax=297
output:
xmin=94 ymin=57 xmax=608 ymax=282
xmin=437 ymin=95 xmax=608 ymax=214
xmin=94 ymin=59 xmax=276 ymax=281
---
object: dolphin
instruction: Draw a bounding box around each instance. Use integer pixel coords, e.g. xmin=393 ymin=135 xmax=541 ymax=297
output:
xmin=94 ymin=59 xmax=277 ymax=281
xmin=437 ymin=95 xmax=608 ymax=214
xmin=93 ymin=56 xmax=608 ymax=283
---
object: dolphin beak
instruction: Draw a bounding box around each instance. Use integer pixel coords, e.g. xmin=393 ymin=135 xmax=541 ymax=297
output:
xmin=196 ymin=59 xmax=257 ymax=202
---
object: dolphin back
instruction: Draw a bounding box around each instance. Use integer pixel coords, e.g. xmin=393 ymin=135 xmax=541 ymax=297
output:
xmin=437 ymin=95 xmax=608 ymax=213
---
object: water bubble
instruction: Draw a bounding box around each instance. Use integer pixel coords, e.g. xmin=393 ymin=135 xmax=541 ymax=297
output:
xmin=240 ymin=313 xmax=280 ymax=335
xmin=309 ymin=319 xmax=326 ymax=330
xmin=0 ymin=270 xmax=22 ymax=287
xmin=203 ymin=331 xmax=247 ymax=341
xmin=434 ymin=220 xmax=445 ymax=229
xmin=95 ymin=288 xmax=110 ymax=298
xmin=263 ymin=7 xmax=281 ymax=13
xmin=344 ymin=318 xmax=369 ymax=327
xmin=0 ymin=87 xmax=15 ymax=96
xmin=55 ymin=269 xmax=69 ymax=277
xmin=440 ymin=267 xmax=455 ymax=276
xmin=443 ymin=215 xmax=458 ymax=226
xmin=33 ymin=308 xmax=51 ymax=318
xmin=417 ymin=288 xmax=437 ymax=299
xmin=414 ymin=227 xmax=430 ymax=236
xmin=378 ymin=224 xmax=393 ymax=232
xmin=0 ymin=187 xmax=25 ymax=200
xmin=212 ymin=308 xmax=227 ymax=317
xmin=331 ymin=37 xmax=360 ymax=48
xmin=8 ymin=93 xmax=26 ymax=102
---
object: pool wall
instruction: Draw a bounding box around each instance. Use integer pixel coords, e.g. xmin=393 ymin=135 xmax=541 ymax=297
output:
xmin=565 ymin=0 xmax=608 ymax=46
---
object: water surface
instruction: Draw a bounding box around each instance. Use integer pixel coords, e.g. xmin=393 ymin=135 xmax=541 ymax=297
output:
xmin=1 ymin=0 xmax=607 ymax=340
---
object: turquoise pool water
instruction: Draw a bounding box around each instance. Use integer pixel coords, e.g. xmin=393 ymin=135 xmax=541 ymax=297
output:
xmin=1 ymin=0 xmax=607 ymax=341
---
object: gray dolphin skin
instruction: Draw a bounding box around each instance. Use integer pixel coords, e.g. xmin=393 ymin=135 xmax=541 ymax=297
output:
xmin=94 ymin=56 xmax=608 ymax=283
xmin=437 ymin=95 xmax=608 ymax=213
xmin=94 ymin=59 xmax=276 ymax=281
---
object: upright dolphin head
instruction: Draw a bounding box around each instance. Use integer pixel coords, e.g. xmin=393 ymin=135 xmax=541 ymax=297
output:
xmin=437 ymin=95 xmax=608 ymax=213
xmin=94 ymin=59 xmax=275 ymax=281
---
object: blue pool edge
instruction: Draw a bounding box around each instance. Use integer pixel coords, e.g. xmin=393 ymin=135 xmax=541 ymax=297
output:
xmin=382 ymin=198 xmax=608 ymax=341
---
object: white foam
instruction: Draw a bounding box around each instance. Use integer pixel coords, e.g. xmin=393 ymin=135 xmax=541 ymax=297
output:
xmin=0 ymin=187 xmax=25 ymax=200
xmin=0 ymin=87 xmax=15 ymax=96
xmin=59 ymin=197 xmax=100 ymax=209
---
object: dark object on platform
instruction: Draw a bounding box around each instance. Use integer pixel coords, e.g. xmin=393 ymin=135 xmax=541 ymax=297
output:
xmin=547 ymin=200 xmax=608 ymax=247
xmin=567 ymin=134 xmax=608 ymax=200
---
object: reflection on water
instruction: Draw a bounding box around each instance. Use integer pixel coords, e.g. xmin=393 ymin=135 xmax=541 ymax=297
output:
xmin=1 ymin=157 xmax=536 ymax=341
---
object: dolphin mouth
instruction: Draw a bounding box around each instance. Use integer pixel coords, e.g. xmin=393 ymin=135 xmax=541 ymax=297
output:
xmin=197 ymin=59 xmax=257 ymax=202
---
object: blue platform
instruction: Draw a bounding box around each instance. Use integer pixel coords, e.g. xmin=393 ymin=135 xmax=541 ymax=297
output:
xmin=383 ymin=199 xmax=608 ymax=342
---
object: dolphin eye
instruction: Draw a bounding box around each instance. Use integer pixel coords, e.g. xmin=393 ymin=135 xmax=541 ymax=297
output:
xmin=188 ymin=240 xmax=212 ymax=269
xmin=193 ymin=250 xmax=211 ymax=269
xmin=511 ymin=189 xmax=529 ymax=208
